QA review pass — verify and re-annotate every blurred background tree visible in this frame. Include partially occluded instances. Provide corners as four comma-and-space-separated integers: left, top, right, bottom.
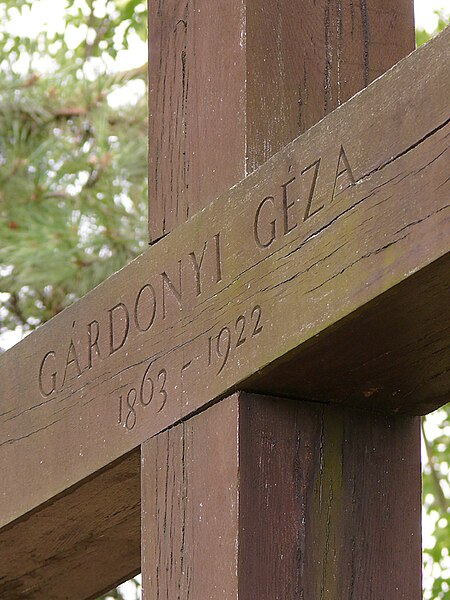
0, 2, 448, 599
0, 1, 146, 597
0, 0, 147, 336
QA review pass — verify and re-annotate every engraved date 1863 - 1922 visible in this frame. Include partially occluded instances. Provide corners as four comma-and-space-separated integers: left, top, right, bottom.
117, 304, 264, 431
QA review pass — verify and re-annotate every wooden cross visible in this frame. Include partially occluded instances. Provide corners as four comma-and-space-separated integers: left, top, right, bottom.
1, 2, 449, 598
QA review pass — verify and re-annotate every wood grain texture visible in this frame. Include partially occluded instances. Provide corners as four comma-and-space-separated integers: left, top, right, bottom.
141, 392, 421, 599
0, 449, 140, 600
141, 400, 240, 600
0, 29, 448, 527
148, 0, 414, 241
246, 251, 450, 411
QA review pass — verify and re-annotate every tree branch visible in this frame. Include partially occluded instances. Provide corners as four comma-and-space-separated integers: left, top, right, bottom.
7, 293, 28, 328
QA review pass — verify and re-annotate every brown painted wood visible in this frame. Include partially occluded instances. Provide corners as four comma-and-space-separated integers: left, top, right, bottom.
0, 449, 140, 600
141, 401, 240, 599
148, 0, 414, 241
0, 28, 448, 528
246, 251, 450, 411
141, 392, 421, 599
144, 5, 421, 600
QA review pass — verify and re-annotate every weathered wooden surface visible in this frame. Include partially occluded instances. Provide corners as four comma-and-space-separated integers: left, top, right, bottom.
0, 449, 140, 600
145, 5, 422, 600
1, 29, 449, 527
148, 0, 414, 241
246, 252, 450, 408
141, 399, 240, 599
142, 392, 421, 599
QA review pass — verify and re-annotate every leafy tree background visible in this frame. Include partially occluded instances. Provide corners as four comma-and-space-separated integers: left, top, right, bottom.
0, 2, 447, 599
0, 0, 147, 336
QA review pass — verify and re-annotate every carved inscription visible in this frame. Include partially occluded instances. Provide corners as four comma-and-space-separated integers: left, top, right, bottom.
118, 360, 170, 430
208, 305, 264, 375
254, 145, 355, 248
116, 304, 266, 431
36, 143, 356, 434
38, 232, 223, 397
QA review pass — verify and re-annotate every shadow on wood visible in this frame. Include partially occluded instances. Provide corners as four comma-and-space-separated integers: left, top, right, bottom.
245, 252, 450, 414
141, 392, 422, 599
0, 449, 141, 600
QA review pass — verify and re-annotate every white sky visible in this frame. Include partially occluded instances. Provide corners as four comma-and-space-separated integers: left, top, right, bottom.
415, 0, 449, 30
2, 0, 148, 70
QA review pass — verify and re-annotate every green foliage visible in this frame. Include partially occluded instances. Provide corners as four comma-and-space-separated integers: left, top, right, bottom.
0, 0, 148, 332
423, 406, 450, 600
415, 9, 449, 47
0, 0, 147, 63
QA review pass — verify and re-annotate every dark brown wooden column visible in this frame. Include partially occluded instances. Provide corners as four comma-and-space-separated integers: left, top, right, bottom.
142, 394, 421, 598
143, 1, 420, 598
148, 0, 414, 241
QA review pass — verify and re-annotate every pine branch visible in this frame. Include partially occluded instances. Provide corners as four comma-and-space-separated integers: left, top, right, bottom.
45, 191, 70, 199
85, 16, 112, 59
52, 107, 87, 118
113, 63, 148, 82
7, 293, 28, 328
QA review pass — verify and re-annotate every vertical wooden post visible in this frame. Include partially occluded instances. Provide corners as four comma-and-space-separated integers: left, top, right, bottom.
148, 0, 414, 241
143, 1, 420, 598
142, 394, 421, 598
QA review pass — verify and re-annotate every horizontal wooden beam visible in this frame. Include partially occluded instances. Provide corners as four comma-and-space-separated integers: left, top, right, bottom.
0, 450, 140, 600
0, 28, 449, 528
